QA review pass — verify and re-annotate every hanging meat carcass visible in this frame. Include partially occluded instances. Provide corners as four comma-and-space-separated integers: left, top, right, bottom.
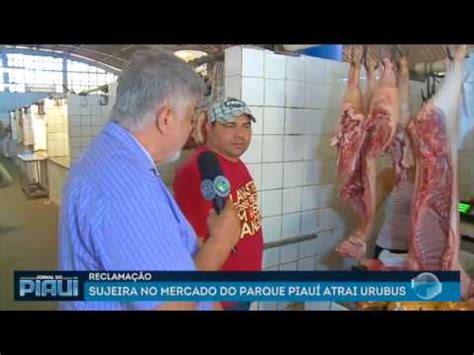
407, 45, 473, 300
331, 56, 370, 259
335, 55, 400, 259
364, 55, 379, 114
331, 60, 366, 178
385, 55, 415, 186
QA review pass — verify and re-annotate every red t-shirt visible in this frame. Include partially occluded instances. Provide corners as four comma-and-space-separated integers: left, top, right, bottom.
173, 145, 263, 307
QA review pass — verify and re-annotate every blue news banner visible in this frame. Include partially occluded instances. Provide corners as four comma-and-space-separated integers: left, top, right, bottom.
14, 271, 461, 303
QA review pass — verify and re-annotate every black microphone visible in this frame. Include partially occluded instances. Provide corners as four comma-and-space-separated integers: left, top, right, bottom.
197, 151, 236, 252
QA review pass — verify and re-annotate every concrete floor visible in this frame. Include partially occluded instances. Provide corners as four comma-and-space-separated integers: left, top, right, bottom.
0, 155, 58, 310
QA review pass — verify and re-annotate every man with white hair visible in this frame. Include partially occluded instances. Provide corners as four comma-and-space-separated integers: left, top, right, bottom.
59, 50, 241, 311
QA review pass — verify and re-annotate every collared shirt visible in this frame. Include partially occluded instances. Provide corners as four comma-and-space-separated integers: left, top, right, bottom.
58, 121, 212, 310
129, 132, 157, 172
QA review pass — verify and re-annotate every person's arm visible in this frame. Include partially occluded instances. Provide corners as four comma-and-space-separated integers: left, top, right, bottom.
195, 237, 204, 248
193, 200, 241, 271
213, 302, 224, 310
155, 302, 197, 310
174, 163, 239, 271
97, 179, 214, 311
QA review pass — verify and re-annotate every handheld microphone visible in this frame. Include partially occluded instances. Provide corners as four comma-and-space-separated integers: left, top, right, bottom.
197, 151, 236, 252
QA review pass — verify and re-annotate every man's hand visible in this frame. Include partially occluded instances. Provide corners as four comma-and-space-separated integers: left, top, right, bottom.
155, 302, 196, 311
213, 302, 223, 311
193, 199, 242, 271
207, 199, 242, 252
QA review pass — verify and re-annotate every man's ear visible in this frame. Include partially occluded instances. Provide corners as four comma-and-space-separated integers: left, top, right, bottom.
155, 105, 173, 135
205, 120, 213, 135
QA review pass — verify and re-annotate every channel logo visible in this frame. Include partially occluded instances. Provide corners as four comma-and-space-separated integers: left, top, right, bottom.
411, 272, 442, 300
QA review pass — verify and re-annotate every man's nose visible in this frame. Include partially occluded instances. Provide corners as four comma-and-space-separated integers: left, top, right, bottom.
234, 127, 246, 139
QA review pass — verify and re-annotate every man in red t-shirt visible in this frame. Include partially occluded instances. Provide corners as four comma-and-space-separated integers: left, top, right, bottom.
173, 97, 263, 311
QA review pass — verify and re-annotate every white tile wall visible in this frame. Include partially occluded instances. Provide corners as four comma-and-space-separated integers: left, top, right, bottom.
265, 79, 286, 107
303, 135, 319, 160
263, 107, 285, 135
305, 302, 331, 311
261, 163, 283, 190
280, 244, 298, 263
264, 265, 279, 272
66, 92, 115, 161
241, 136, 262, 164
224, 46, 406, 275
70, 124, 81, 137
82, 126, 91, 136
330, 302, 349, 311
298, 257, 316, 271
305, 56, 326, 83
286, 56, 306, 81
263, 248, 280, 268
304, 109, 322, 134
285, 81, 306, 108
242, 47, 264, 77
262, 135, 283, 162
320, 135, 338, 159
320, 110, 338, 134
302, 185, 319, 210
250, 302, 259, 311
282, 212, 301, 238
259, 302, 278, 311
283, 162, 304, 187
247, 164, 262, 191
242, 77, 264, 106
323, 60, 341, 84
319, 184, 336, 208
301, 209, 318, 235
333, 209, 346, 229
320, 160, 336, 184
285, 108, 308, 135
264, 51, 286, 79
323, 85, 341, 110
298, 239, 318, 259
71, 147, 80, 158
225, 76, 242, 99
306, 83, 326, 109
45, 99, 70, 158
225, 46, 242, 77
313, 230, 335, 269
262, 215, 282, 243
280, 262, 298, 271
333, 226, 347, 242
248, 106, 263, 135
70, 137, 81, 147
47, 160, 69, 206
282, 187, 302, 214
319, 208, 335, 231
261, 189, 282, 217
277, 301, 291, 310
336, 62, 350, 81
283, 135, 304, 161
304, 160, 321, 185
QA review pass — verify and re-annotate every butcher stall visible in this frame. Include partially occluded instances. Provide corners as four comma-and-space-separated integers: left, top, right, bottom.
329, 45, 474, 310
211, 44, 474, 311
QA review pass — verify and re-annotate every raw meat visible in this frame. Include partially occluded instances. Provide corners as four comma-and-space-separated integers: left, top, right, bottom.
364, 56, 378, 114
407, 45, 473, 300
336, 57, 400, 259
331, 61, 365, 178
363, 58, 400, 158
385, 56, 415, 185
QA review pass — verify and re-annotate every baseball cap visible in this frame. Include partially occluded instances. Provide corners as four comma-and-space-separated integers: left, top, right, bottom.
208, 97, 256, 124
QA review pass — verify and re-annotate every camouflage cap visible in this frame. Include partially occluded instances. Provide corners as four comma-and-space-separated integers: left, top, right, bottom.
208, 97, 256, 124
